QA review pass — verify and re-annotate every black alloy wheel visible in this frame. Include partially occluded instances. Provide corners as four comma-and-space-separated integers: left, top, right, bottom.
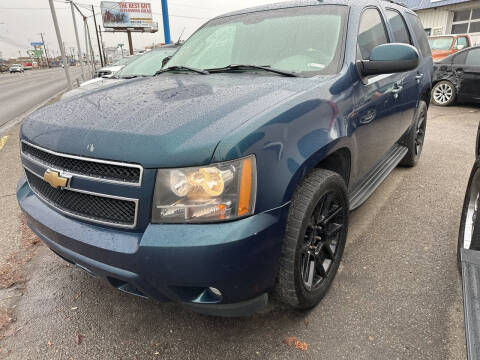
275, 169, 348, 309
300, 191, 345, 291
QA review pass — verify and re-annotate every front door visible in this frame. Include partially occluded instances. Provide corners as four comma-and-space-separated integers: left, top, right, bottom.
460, 48, 480, 101
352, 7, 406, 179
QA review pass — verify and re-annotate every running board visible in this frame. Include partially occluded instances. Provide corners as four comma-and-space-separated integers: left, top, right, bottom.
348, 144, 408, 210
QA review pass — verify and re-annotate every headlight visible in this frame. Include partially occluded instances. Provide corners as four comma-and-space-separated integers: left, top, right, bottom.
152, 155, 257, 223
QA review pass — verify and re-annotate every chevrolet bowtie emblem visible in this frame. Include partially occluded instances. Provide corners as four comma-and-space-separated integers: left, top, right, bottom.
43, 169, 70, 189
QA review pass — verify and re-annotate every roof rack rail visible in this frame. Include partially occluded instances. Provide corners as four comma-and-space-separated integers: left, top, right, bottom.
380, 0, 408, 8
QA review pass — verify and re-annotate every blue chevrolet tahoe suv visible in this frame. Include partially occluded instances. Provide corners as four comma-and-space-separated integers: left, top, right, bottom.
17, 0, 432, 316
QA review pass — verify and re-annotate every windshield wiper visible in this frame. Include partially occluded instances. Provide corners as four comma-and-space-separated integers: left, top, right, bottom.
155, 66, 209, 75
206, 64, 299, 77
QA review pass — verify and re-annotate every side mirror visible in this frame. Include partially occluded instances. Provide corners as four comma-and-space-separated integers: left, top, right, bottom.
357, 43, 419, 77
161, 56, 172, 68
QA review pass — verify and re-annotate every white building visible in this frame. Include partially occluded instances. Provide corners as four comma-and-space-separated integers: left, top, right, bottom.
403, 0, 480, 45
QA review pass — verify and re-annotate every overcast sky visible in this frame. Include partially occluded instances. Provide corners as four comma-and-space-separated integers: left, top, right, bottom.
0, 0, 281, 59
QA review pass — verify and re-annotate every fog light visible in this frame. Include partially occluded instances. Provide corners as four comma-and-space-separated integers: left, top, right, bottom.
208, 287, 222, 298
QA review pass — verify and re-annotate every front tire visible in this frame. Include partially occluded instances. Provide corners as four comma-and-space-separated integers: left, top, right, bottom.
275, 169, 348, 309
432, 80, 456, 106
458, 161, 480, 272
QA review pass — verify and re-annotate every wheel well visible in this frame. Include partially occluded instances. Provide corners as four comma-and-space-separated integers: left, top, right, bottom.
315, 148, 351, 186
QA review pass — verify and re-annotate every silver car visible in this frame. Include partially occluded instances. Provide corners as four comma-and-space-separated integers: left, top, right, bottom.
9, 64, 24, 73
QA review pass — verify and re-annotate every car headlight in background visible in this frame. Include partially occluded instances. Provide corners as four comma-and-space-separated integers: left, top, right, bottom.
152, 155, 257, 223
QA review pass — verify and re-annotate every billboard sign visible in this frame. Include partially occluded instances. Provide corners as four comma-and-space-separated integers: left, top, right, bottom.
101, 2, 153, 28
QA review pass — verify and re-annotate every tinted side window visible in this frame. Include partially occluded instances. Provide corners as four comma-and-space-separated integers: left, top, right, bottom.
385, 9, 411, 44
358, 8, 389, 60
466, 48, 480, 66
454, 37, 468, 50
405, 13, 431, 57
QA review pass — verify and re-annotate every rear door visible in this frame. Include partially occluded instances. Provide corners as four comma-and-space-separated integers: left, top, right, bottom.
405, 12, 434, 108
385, 8, 417, 135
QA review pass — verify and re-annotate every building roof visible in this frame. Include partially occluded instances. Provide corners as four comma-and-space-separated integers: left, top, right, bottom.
401, 0, 472, 10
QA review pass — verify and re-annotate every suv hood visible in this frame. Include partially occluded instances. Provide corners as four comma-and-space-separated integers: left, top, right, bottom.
21, 74, 318, 168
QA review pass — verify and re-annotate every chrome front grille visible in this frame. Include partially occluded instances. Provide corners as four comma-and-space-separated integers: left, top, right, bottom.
21, 141, 143, 186
20, 141, 143, 229
25, 169, 137, 227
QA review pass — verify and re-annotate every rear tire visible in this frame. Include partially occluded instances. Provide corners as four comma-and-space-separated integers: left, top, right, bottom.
432, 80, 456, 106
400, 100, 427, 167
458, 161, 480, 273
275, 169, 348, 309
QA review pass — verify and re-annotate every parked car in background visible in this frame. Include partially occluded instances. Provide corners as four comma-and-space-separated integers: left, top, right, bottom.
17, 0, 432, 316
79, 44, 180, 89
9, 64, 24, 73
94, 55, 140, 78
69, 45, 181, 100
429, 34, 472, 62
458, 122, 480, 360
431, 46, 480, 106
0, 64, 9, 73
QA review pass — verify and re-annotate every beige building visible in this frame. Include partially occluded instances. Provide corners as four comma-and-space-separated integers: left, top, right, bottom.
403, 0, 480, 45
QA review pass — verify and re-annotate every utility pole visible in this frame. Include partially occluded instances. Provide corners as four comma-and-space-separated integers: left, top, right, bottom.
127, 30, 133, 55
39, 32, 50, 68
98, 25, 107, 65
84, 18, 93, 76
86, 22, 95, 70
70, 0, 85, 80
92, 5, 104, 67
161, 0, 171, 44
48, 0, 72, 90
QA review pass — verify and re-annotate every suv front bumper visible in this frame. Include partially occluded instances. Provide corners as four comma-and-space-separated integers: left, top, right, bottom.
17, 177, 288, 316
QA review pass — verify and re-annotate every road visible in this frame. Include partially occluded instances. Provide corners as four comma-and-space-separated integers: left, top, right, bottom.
0, 102, 478, 359
0, 68, 83, 128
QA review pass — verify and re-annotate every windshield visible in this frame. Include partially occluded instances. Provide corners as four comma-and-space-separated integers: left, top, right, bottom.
166, 5, 347, 76
11, 64, 21, 67
428, 37, 454, 50
116, 47, 178, 77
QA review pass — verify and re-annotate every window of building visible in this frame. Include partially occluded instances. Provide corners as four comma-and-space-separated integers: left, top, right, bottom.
451, 8, 480, 34
357, 8, 389, 60
385, 9, 412, 44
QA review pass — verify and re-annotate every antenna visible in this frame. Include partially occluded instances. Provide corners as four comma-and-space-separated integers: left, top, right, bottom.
176, 27, 186, 45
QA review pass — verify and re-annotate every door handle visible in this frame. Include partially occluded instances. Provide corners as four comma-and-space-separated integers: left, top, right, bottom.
415, 73, 424, 83
391, 84, 403, 99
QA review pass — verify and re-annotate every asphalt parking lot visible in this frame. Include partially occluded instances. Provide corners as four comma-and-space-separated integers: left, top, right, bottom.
0, 104, 478, 359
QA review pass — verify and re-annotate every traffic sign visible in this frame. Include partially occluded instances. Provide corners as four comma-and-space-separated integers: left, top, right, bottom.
30, 42, 44, 47
27, 49, 43, 57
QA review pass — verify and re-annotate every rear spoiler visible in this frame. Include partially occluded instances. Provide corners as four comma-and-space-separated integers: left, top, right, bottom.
461, 248, 480, 359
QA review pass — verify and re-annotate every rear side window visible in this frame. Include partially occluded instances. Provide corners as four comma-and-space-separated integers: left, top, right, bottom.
466, 48, 480, 66
454, 37, 468, 50
405, 13, 431, 57
358, 8, 389, 60
385, 9, 411, 44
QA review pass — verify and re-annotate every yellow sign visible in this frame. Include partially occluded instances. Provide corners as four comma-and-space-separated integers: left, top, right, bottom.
0, 136, 8, 151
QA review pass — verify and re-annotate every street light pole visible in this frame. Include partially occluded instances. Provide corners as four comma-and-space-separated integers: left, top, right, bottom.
48, 0, 72, 90
160, 0, 171, 44
70, 0, 85, 80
